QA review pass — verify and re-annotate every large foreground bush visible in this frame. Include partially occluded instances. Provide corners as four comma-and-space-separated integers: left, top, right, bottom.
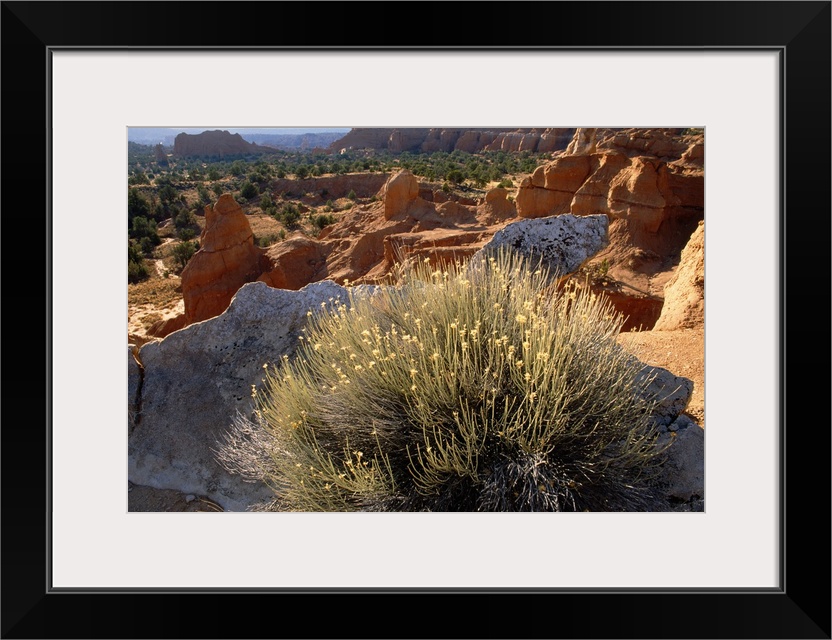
218, 249, 670, 511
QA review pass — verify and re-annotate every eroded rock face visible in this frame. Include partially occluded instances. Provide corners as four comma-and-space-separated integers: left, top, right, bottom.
517, 149, 701, 229
381, 170, 421, 220
258, 234, 329, 290
181, 194, 266, 324
476, 187, 517, 224
270, 173, 389, 200
329, 128, 575, 154
565, 127, 597, 155
517, 155, 593, 218
653, 220, 704, 331
596, 128, 689, 160
514, 129, 704, 329
173, 130, 270, 158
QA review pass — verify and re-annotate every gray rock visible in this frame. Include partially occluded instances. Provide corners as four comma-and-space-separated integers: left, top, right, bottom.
128, 346, 142, 432
657, 414, 705, 502
635, 365, 694, 430
129, 280, 367, 512
475, 214, 609, 276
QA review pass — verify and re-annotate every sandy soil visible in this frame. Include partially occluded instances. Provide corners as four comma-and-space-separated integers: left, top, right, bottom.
617, 326, 704, 427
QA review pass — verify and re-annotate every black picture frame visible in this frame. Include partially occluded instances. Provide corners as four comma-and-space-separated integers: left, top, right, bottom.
3, 1, 829, 638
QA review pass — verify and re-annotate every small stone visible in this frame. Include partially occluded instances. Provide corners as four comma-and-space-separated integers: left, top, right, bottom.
185, 494, 196, 503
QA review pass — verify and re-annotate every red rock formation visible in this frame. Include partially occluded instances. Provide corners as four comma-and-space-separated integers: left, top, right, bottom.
181, 194, 266, 323
381, 170, 421, 220
653, 221, 705, 331
329, 128, 575, 154
258, 234, 329, 290
516, 155, 594, 218
517, 130, 703, 241
477, 187, 517, 224
173, 130, 273, 158
565, 128, 598, 155
270, 173, 389, 200
596, 128, 688, 160
154, 143, 169, 165
512, 128, 704, 329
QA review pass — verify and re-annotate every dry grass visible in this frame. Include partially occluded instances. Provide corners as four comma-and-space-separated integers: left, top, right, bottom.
128, 276, 181, 308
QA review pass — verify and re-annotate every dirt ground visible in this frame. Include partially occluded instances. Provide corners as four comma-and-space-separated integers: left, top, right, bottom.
617, 326, 705, 427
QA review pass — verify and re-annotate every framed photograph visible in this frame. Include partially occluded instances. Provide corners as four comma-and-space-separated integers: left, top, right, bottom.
4, 1, 829, 637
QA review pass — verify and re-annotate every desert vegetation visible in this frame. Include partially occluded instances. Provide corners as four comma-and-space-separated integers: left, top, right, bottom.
217, 249, 671, 512
126, 144, 543, 287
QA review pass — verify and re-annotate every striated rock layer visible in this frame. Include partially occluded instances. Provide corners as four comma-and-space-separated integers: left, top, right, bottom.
329, 128, 576, 154
180, 194, 268, 324
515, 127, 704, 330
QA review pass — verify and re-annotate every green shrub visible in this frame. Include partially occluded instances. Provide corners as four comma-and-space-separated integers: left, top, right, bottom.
347, 189, 357, 201
129, 216, 161, 246
173, 208, 199, 240
256, 233, 281, 248
172, 240, 197, 271
218, 249, 670, 512
128, 240, 150, 283
312, 213, 336, 230
240, 181, 259, 200
277, 203, 301, 227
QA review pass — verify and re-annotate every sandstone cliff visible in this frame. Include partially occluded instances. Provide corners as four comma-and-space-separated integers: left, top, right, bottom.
329, 128, 576, 154
173, 130, 274, 158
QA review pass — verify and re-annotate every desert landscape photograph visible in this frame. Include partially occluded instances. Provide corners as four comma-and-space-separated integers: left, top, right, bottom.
126, 126, 705, 513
